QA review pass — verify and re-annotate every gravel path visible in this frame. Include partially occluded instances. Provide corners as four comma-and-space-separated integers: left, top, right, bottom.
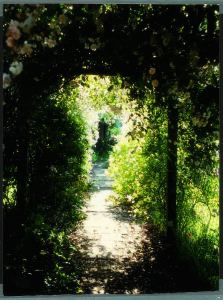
69, 161, 151, 294
69, 161, 208, 294
82, 162, 145, 259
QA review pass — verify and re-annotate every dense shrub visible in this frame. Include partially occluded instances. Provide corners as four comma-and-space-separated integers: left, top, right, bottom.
4, 84, 90, 294
108, 88, 219, 288
108, 105, 167, 230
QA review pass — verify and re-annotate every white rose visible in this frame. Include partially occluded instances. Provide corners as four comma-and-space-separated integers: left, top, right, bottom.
3, 73, 11, 89
9, 61, 23, 76
9, 20, 20, 28
20, 15, 34, 33
44, 37, 57, 48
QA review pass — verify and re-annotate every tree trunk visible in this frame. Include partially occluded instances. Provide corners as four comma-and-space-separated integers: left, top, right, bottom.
16, 133, 28, 213
167, 96, 178, 243
15, 91, 31, 218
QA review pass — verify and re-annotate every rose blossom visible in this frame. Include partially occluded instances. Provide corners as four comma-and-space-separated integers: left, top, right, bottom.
149, 67, 156, 75
59, 14, 68, 25
6, 24, 21, 40
6, 36, 15, 48
20, 15, 34, 33
3, 73, 11, 89
20, 43, 33, 56
9, 61, 23, 76
152, 79, 159, 88
44, 37, 57, 48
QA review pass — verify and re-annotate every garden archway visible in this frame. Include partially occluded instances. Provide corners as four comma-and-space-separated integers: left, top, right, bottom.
3, 4, 220, 295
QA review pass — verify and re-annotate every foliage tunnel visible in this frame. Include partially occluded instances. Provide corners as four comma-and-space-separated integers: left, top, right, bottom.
2, 4, 219, 295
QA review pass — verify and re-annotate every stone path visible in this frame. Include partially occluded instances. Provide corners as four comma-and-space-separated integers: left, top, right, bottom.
69, 160, 152, 294
69, 160, 210, 294
82, 161, 145, 258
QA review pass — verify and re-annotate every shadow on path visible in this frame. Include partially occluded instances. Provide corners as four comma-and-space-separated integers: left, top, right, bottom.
70, 224, 210, 294
69, 160, 211, 294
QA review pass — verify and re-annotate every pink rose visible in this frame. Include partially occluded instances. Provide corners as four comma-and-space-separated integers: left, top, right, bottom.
6, 36, 15, 48
152, 79, 159, 88
7, 24, 21, 40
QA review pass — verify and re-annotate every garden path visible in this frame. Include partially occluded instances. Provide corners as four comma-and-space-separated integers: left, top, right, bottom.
69, 160, 154, 294
81, 161, 146, 259
69, 161, 207, 294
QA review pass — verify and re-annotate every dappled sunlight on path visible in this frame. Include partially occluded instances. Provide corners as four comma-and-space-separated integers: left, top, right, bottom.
82, 188, 144, 258
77, 161, 148, 259
69, 161, 153, 294
69, 160, 208, 294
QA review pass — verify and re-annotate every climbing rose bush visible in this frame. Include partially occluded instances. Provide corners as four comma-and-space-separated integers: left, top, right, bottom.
3, 5, 71, 88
